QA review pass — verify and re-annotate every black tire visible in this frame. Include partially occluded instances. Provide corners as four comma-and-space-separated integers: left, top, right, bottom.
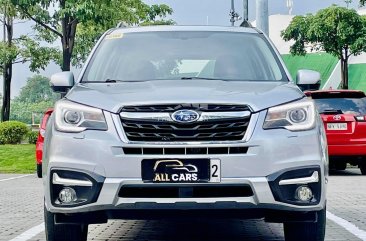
44, 204, 88, 241
360, 164, 366, 175
37, 164, 42, 178
284, 208, 326, 241
335, 162, 347, 171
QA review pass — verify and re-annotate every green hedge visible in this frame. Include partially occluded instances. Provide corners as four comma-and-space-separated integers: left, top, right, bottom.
28, 131, 39, 144
0, 121, 29, 145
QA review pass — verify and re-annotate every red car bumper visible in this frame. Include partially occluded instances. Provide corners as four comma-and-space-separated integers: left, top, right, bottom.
328, 144, 366, 156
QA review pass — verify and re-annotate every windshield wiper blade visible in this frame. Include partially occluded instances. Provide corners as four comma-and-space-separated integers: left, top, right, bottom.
105, 79, 124, 83
83, 79, 144, 83
320, 109, 343, 114
181, 77, 226, 80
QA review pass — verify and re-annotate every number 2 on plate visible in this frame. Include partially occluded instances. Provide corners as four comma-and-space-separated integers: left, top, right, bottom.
210, 159, 221, 183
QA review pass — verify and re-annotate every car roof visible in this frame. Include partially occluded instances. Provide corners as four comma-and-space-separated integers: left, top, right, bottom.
305, 90, 366, 99
45, 108, 54, 114
109, 25, 260, 35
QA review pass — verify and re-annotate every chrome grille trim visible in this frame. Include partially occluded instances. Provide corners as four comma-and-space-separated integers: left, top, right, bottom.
119, 104, 253, 142
119, 111, 251, 122
121, 104, 251, 113
112, 110, 259, 144
120, 117, 250, 142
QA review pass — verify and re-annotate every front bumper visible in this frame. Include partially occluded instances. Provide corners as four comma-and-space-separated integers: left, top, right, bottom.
43, 111, 328, 220
46, 167, 325, 215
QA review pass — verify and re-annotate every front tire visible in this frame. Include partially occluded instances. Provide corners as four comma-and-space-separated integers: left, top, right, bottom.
37, 164, 42, 178
360, 164, 366, 175
44, 204, 88, 241
284, 208, 326, 241
334, 162, 347, 171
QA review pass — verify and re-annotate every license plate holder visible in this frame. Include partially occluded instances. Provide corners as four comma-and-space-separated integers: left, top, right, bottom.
142, 159, 221, 183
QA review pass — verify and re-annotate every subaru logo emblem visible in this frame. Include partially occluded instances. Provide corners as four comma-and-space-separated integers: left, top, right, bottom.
333, 115, 342, 121
172, 110, 200, 123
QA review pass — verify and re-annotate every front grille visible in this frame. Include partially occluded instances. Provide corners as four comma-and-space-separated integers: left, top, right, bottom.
121, 118, 250, 142
122, 104, 250, 113
120, 104, 251, 142
123, 147, 248, 155
119, 185, 254, 198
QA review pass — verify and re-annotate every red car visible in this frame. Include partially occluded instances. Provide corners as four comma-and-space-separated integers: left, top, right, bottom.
306, 90, 366, 175
36, 108, 53, 178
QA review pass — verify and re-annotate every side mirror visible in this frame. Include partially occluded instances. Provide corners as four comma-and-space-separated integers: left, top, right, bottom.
296, 69, 321, 91
50, 72, 75, 93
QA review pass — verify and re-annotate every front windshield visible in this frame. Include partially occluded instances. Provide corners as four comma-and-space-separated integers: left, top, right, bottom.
82, 31, 286, 82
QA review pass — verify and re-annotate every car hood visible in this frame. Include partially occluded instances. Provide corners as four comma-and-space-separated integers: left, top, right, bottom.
65, 80, 305, 113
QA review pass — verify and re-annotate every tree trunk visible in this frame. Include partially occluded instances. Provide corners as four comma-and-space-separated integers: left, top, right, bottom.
343, 57, 349, 90
1, 64, 11, 122
1, 13, 13, 122
60, 0, 78, 72
61, 19, 77, 71
62, 46, 71, 71
340, 58, 349, 90
340, 58, 345, 89
340, 48, 350, 90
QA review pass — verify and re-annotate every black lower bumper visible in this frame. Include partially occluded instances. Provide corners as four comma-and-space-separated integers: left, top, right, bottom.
54, 208, 319, 225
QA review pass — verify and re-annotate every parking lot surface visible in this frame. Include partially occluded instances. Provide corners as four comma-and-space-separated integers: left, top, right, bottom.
0, 169, 365, 241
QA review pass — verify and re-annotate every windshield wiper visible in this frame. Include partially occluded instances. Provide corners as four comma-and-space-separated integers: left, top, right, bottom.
181, 77, 228, 81
81, 80, 122, 83
83, 79, 145, 83
320, 109, 343, 115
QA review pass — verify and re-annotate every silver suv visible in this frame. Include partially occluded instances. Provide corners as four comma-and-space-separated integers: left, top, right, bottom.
44, 26, 328, 241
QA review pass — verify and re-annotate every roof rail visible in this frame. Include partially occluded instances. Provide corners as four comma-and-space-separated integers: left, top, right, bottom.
240, 20, 253, 28
116, 22, 129, 28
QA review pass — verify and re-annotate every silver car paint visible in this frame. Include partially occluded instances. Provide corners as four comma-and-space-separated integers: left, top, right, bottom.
43, 25, 327, 215
65, 81, 304, 114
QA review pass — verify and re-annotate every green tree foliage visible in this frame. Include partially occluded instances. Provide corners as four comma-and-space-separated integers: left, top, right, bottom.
10, 100, 54, 124
10, 75, 57, 124
12, 0, 174, 70
0, 0, 58, 122
15, 75, 59, 103
281, 5, 366, 89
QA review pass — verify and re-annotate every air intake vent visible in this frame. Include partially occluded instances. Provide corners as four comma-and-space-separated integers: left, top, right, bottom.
119, 185, 254, 198
122, 147, 248, 155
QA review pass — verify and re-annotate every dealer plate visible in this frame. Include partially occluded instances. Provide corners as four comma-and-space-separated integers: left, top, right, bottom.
141, 159, 221, 183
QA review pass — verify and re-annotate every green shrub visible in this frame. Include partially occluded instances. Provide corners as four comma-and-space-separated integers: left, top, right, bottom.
28, 131, 39, 144
0, 121, 29, 144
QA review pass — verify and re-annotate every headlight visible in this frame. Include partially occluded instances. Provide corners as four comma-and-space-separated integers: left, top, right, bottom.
263, 99, 316, 131
55, 100, 108, 132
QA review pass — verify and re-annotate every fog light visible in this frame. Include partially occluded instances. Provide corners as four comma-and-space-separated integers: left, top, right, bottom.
295, 186, 313, 201
59, 188, 77, 204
